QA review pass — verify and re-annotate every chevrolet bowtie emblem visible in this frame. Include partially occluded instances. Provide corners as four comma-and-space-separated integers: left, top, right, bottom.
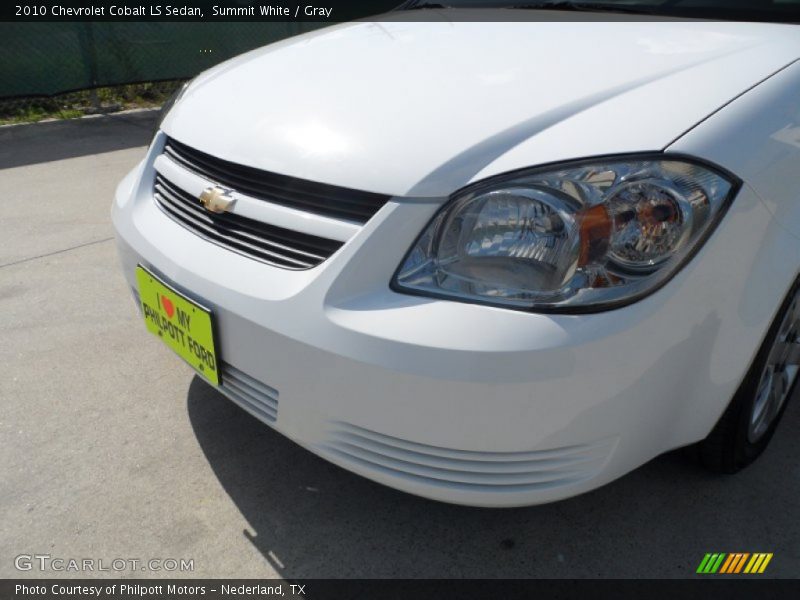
198, 186, 235, 214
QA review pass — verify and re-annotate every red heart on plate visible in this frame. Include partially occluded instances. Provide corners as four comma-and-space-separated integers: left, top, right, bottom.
161, 295, 175, 319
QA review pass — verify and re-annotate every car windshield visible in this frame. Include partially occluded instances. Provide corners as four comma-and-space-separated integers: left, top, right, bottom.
400, 0, 800, 22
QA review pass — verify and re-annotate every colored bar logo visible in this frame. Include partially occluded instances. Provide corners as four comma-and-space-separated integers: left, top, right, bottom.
697, 553, 773, 574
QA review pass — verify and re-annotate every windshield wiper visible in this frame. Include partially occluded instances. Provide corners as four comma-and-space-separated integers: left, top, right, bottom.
509, 1, 659, 16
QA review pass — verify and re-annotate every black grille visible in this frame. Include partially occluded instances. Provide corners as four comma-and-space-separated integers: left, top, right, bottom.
163, 136, 390, 223
153, 175, 343, 270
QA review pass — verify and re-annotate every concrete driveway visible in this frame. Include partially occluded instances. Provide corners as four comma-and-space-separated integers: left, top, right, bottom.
1, 113, 798, 579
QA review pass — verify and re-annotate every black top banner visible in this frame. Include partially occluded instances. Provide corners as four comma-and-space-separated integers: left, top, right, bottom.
3, 1, 400, 22
4, 1, 800, 23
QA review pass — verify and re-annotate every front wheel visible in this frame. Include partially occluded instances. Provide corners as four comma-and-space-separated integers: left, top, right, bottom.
700, 278, 800, 473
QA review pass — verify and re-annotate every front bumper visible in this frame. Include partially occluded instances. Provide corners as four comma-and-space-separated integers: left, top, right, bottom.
112, 145, 795, 507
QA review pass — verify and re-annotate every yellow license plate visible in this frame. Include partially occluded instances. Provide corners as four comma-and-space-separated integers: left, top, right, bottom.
135, 265, 220, 386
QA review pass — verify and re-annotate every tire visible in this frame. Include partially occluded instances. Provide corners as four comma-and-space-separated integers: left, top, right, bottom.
699, 277, 800, 473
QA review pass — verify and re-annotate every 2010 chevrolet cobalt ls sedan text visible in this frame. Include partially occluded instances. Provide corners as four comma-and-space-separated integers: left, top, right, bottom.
112, 2, 800, 507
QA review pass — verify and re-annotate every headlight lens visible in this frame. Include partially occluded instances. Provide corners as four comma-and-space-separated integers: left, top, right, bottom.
393, 156, 737, 312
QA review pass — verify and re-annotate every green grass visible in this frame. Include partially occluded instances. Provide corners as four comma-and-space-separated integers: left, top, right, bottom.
2, 105, 84, 124
0, 80, 185, 125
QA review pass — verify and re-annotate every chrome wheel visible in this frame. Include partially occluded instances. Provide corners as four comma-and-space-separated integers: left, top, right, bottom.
748, 294, 800, 443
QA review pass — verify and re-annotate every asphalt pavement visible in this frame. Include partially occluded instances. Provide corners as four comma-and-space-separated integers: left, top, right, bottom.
1, 112, 798, 579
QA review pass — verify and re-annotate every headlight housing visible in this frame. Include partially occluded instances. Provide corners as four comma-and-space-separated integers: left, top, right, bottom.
392, 155, 739, 312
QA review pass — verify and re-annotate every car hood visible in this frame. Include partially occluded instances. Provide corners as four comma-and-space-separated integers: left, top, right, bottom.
164, 14, 800, 198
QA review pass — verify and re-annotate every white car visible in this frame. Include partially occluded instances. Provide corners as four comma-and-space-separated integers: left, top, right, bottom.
112, 2, 800, 507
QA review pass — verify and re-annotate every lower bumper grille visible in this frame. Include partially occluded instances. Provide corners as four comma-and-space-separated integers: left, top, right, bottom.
153, 174, 343, 269
320, 422, 615, 492
219, 363, 279, 424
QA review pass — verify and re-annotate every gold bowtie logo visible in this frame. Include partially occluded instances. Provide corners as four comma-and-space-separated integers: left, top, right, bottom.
198, 186, 235, 214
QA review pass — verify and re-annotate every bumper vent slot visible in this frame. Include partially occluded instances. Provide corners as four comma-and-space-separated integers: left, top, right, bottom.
219, 363, 279, 424
163, 136, 391, 223
153, 174, 342, 269
320, 422, 616, 492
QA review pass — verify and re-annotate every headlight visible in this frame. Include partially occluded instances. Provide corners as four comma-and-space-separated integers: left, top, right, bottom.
392, 155, 738, 312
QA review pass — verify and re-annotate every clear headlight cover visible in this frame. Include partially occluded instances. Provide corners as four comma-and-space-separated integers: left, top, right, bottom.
392, 156, 738, 312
